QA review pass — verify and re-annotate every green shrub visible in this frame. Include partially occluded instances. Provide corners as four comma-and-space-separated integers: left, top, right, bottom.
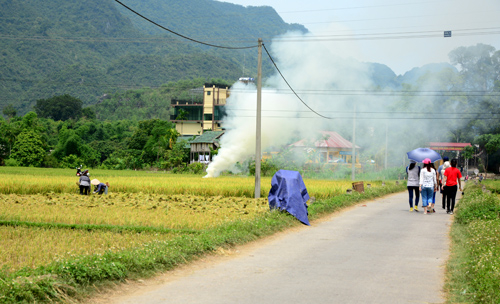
454, 186, 500, 225
4, 158, 19, 167
59, 155, 83, 169
187, 162, 204, 174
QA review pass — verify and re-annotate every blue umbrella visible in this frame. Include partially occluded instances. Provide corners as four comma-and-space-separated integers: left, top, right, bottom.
407, 148, 442, 163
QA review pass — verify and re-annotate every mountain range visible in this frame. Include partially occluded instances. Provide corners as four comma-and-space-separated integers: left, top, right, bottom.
0, 0, 454, 117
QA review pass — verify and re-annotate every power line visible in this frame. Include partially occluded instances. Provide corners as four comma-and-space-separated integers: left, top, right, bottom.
262, 44, 335, 120
228, 89, 500, 97
227, 109, 500, 115
113, 0, 258, 49
261, 39, 498, 120
2, 78, 499, 97
228, 115, 500, 120
2, 25, 499, 43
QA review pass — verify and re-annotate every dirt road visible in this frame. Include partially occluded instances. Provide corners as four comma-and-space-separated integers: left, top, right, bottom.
98, 191, 453, 304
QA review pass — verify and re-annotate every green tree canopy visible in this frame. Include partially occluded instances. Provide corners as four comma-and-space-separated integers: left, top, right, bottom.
34, 94, 83, 121
11, 130, 46, 167
2, 104, 17, 118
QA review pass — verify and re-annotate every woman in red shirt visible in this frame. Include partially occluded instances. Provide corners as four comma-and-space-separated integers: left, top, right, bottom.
443, 159, 462, 215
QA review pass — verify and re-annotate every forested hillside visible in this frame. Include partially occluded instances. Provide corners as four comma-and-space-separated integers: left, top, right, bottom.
0, 0, 306, 115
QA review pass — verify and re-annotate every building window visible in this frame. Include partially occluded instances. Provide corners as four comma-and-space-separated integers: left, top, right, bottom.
207, 91, 211, 95
204, 114, 213, 121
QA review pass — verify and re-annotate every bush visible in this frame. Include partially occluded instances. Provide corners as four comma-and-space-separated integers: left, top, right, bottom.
42, 154, 59, 168
4, 158, 19, 167
454, 185, 500, 225
59, 155, 83, 169
187, 162, 204, 174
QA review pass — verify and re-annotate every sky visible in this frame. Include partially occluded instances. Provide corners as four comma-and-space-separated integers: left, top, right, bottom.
218, 0, 500, 75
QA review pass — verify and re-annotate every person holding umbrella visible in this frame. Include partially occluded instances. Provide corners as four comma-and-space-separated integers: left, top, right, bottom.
419, 158, 437, 215
406, 160, 420, 212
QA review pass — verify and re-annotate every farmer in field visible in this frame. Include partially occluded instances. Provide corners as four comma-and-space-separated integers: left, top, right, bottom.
91, 179, 109, 195
78, 170, 91, 195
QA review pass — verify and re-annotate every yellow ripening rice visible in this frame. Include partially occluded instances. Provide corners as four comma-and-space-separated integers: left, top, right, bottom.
0, 193, 269, 230
0, 167, 364, 199
0, 225, 175, 272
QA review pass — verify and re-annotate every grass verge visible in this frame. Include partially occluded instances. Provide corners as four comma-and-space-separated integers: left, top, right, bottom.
0, 183, 404, 303
445, 182, 500, 304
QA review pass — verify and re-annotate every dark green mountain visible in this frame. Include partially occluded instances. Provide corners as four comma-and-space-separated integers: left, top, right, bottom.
0, 0, 307, 115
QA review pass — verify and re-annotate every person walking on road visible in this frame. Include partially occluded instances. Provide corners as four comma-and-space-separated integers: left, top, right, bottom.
429, 163, 437, 213
406, 160, 420, 212
443, 159, 462, 215
438, 157, 450, 210
419, 158, 437, 215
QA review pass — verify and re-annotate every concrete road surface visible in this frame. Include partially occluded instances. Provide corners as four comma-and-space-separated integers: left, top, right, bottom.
111, 191, 454, 304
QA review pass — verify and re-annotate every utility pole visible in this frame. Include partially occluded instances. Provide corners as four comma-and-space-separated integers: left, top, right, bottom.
351, 103, 356, 181
254, 38, 263, 198
385, 121, 388, 170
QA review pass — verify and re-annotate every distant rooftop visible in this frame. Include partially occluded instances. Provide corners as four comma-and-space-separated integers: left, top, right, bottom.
190, 131, 224, 144
291, 131, 360, 149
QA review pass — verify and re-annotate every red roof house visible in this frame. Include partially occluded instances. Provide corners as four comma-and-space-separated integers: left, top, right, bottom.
290, 131, 360, 163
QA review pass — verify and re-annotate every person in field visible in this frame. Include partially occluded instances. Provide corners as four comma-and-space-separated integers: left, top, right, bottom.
419, 158, 437, 215
78, 170, 91, 195
406, 160, 420, 212
91, 179, 109, 195
443, 159, 462, 215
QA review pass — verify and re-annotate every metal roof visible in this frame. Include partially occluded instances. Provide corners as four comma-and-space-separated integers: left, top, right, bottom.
190, 131, 224, 144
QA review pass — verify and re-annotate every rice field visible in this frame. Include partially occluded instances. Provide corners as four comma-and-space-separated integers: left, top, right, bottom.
0, 167, 405, 303
0, 167, 358, 199
0, 193, 269, 230
0, 167, 382, 275
0, 225, 176, 272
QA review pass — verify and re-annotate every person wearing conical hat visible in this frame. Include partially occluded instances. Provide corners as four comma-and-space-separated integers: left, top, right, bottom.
91, 179, 109, 195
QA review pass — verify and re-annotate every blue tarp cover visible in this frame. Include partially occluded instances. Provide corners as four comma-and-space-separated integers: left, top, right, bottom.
268, 170, 310, 225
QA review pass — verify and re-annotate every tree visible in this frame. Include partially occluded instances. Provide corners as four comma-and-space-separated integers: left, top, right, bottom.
0, 121, 17, 157
176, 109, 188, 135
449, 44, 499, 92
34, 94, 83, 121
81, 107, 96, 120
476, 134, 500, 171
11, 130, 46, 167
2, 104, 17, 119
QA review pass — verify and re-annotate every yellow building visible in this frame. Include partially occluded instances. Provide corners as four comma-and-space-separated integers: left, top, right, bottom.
171, 84, 229, 136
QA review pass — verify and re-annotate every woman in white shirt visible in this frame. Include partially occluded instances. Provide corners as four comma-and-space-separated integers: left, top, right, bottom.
419, 158, 437, 214
406, 160, 420, 212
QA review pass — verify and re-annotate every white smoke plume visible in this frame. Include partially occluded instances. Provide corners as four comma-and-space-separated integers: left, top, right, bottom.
205, 31, 374, 177
205, 25, 492, 177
